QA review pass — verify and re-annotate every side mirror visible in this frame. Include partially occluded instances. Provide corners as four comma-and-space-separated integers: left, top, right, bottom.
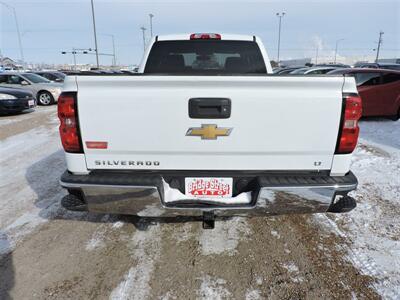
21, 80, 29, 85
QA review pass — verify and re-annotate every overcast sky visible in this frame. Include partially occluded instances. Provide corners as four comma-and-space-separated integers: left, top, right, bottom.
1, 0, 399, 66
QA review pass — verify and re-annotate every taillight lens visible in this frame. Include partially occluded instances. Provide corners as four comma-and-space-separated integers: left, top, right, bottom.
58, 92, 82, 153
336, 94, 362, 154
190, 33, 221, 40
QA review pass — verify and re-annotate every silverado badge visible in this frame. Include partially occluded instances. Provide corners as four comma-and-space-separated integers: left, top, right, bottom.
186, 124, 232, 140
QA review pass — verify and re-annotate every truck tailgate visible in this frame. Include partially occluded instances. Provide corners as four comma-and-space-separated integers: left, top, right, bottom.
75, 76, 344, 171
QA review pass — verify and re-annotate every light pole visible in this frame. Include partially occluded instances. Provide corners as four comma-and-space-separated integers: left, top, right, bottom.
375, 31, 384, 63
149, 14, 154, 38
90, 0, 100, 68
0, 1, 24, 66
334, 38, 344, 63
276, 12, 285, 66
140, 26, 147, 53
101, 34, 116, 66
315, 46, 319, 65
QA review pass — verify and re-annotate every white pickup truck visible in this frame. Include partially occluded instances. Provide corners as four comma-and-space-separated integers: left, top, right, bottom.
58, 33, 362, 228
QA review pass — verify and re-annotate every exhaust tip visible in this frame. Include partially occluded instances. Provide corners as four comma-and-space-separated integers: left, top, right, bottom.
328, 195, 356, 213
61, 194, 87, 211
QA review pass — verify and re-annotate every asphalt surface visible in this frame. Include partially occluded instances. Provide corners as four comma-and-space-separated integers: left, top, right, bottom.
0, 106, 382, 299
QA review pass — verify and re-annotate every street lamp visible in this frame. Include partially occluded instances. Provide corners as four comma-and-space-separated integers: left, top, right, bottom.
90, 0, 100, 68
334, 39, 344, 64
276, 12, 285, 66
0, 1, 24, 66
101, 33, 116, 66
149, 14, 154, 38
375, 31, 384, 63
140, 26, 147, 53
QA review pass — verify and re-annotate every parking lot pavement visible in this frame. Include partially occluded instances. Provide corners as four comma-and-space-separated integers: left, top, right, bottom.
1, 107, 399, 299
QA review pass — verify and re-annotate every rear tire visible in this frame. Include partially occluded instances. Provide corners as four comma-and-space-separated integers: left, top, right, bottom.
37, 91, 54, 106
391, 108, 400, 121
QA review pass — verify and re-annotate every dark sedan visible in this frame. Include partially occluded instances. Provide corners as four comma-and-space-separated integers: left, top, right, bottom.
29, 71, 66, 83
0, 87, 36, 115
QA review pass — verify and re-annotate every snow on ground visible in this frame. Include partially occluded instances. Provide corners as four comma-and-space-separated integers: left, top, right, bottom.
199, 217, 250, 256
109, 224, 162, 300
0, 116, 62, 255
198, 275, 231, 300
245, 289, 262, 300
315, 119, 400, 299
0, 106, 55, 127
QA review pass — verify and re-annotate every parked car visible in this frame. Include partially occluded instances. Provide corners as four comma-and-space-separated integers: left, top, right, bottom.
328, 68, 400, 120
273, 67, 304, 75
354, 62, 400, 71
0, 72, 62, 105
58, 33, 360, 228
30, 71, 66, 83
315, 63, 351, 68
0, 87, 36, 115
290, 67, 340, 75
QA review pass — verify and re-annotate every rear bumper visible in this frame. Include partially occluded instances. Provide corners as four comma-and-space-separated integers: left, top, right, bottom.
60, 170, 358, 217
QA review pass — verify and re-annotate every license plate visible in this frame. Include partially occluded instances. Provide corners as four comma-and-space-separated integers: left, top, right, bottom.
185, 177, 233, 199
28, 100, 35, 106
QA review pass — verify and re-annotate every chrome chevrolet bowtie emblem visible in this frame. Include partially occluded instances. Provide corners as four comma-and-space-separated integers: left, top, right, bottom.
186, 124, 232, 140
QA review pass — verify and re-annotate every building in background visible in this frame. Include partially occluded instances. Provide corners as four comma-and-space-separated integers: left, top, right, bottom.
378, 58, 400, 64
280, 58, 312, 67
0, 56, 23, 71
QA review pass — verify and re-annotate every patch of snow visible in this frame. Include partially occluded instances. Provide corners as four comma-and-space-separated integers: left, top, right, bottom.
173, 222, 193, 243
245, 289, 261, 300
198, 275, 231, 300
137, 203, 164, 217
110, 225, 162, 300
199, 218, 250, 256
314, 120, 400, 298
282, 262, 303, 283
112, 221, 124, 229
282, 262, 299, 273
255, 276, 263, 286
0, 119, 66, 254
159, 291, 176, 300
271, 230, 280, 239
85, 228, 106, 251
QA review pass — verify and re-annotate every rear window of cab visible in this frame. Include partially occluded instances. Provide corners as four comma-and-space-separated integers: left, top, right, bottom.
144, 40, 266, 75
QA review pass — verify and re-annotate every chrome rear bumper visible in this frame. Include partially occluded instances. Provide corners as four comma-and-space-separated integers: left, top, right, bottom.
60, 171, 358, 217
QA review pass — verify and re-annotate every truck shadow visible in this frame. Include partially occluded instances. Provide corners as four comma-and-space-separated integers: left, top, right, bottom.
0, 233, 14, 300
25, 150, 203, 230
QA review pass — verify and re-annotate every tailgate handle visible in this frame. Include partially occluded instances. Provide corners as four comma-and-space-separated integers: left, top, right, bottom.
189, 98, 231, 119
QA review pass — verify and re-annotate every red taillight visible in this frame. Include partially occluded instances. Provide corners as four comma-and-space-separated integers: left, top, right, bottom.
190, 33, 221, 40
336, 94, 362, 154
58, 92, 82, 153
